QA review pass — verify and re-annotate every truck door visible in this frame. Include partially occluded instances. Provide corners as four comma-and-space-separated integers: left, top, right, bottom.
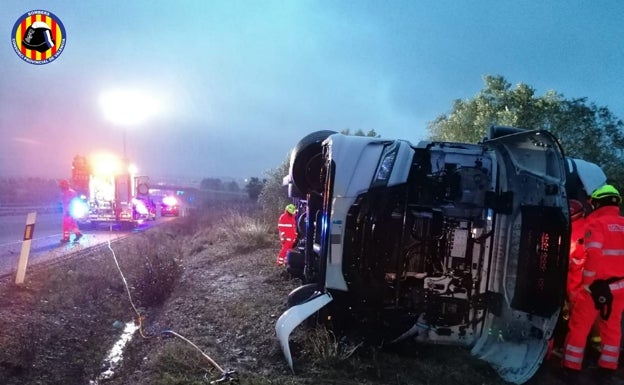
115, 174, 132, 219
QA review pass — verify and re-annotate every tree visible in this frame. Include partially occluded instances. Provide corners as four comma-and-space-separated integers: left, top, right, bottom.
200, 178, 223, 191
258, 158, 291, 219
427, 75, 624, 189
341, 128, 380, 137
225, 180, 240, 192
244, 177, 265, 201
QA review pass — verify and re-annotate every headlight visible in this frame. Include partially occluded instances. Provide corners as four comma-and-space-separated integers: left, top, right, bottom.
162, 196, 177, 206
372, 143, 399, 187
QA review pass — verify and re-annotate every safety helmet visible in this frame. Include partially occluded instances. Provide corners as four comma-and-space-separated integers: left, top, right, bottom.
22, 21, 55, 53
59, 179, 70, 190
590, 184, 621, 208
568, 199, 584, 221
285, 204, 296, 215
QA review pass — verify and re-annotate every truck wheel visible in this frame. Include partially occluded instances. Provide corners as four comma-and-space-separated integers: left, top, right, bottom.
290, 130, 336, 194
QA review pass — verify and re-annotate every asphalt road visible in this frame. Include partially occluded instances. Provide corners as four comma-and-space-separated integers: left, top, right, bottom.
0, 212, 168, 279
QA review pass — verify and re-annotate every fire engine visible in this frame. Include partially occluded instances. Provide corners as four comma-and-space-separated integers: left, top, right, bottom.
71, 154, 155, 229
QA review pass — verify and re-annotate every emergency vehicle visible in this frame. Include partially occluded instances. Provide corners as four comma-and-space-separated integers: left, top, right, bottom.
277, 127, 606, 384
71, 154, 155, 229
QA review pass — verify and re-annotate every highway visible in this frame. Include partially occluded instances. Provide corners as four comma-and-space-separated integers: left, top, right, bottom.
0, 212, 165, 279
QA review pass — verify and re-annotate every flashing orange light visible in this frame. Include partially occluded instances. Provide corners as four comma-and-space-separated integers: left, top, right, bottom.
90, 153, 123, 176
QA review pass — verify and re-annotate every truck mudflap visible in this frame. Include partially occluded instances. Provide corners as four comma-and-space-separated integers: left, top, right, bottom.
275, 292, 333, 371
471, 313, 553, 384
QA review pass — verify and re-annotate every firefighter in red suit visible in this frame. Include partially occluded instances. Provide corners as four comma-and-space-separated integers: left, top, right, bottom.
276, 204, 297, 266
567, 199, 587, 306
562, 185, 624, 380
59, 179, 83, 243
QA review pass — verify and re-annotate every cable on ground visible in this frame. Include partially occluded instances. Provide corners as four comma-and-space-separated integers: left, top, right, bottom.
106, 236, 237, 383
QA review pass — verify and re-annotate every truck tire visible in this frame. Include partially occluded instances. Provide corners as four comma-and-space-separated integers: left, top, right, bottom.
290, 130, 336, 194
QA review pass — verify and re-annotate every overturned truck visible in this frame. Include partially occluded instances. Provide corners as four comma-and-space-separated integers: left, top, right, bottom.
276, 127, 606, 384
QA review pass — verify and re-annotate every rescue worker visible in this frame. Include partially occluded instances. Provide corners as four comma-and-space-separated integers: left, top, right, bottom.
562, 184, 624, 381
563, 199, 601, 353
59, 179, 83, 243
567, 199, 587, 306
276, 204, 297, 266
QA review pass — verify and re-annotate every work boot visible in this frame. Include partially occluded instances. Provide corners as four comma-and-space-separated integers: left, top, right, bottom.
60, 238, 70, 243
74, 233, 83, 242
592, 367, 617, 385
557, 367, 581, 385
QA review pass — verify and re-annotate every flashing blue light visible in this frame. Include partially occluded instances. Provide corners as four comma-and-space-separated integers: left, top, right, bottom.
69, 198, 89, 219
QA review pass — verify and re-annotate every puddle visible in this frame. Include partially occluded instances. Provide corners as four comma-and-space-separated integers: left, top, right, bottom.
89, 321, 139, 384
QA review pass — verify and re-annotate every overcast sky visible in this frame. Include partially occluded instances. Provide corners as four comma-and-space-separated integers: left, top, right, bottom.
1, 1, 623, 183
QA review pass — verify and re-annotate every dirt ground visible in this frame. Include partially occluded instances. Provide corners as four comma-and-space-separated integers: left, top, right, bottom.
0, 214, 622, 385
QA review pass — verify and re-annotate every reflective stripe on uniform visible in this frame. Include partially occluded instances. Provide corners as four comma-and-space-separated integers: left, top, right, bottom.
599, 354, 618, 363
563, 343, 585, 370
278, 223, 294, 228
583, 270, 596, 277
603, 344, 620, 353
565, 344, 585, 354
564, 354, 583, 363
585, 241, 603, 249
602, 249, 624, 256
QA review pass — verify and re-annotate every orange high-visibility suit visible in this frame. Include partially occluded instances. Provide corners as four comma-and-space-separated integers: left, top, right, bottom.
60, 181, 82, 242
567, 204, 587, 305
276, 210, 297, 266
563, 205, 624, 370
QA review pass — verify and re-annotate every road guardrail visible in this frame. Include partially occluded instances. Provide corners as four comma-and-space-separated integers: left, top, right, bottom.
0, 205, 59, 216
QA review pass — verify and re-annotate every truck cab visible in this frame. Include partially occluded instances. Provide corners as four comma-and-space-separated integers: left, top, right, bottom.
276, 127, 606, 384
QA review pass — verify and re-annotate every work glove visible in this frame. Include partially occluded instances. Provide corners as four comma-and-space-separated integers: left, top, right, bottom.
589, 279, 613, 320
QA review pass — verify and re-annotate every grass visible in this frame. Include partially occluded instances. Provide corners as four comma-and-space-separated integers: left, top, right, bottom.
210, 210, 274, 253
0, 202, 555, 385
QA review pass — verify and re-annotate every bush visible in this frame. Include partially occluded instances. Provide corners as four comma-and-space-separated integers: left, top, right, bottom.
211, 211, 273, 253
257, 158, 291, 221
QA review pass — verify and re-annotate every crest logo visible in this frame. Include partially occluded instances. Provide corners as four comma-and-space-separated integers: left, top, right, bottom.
11, 10, 66, 65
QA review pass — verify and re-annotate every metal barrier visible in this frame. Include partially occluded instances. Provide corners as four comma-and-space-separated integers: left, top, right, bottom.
0, 205, 59, 216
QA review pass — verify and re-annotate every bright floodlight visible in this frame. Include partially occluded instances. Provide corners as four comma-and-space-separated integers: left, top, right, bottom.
99, 89, 160, 126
